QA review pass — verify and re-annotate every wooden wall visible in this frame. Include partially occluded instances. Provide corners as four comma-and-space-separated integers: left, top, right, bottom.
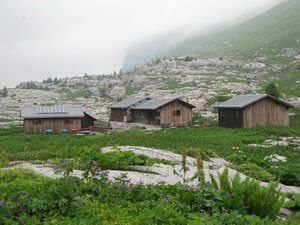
242, 98, 289, 128
24, 118, 81, 134
132, 110, 151, 124
218, 109, 243, 128
159, 101, 193, 125
81, 114, 97, 128
110, 108, 128, 122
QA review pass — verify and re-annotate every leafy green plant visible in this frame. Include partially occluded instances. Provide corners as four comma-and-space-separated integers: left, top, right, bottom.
196, 154, 205, 182
181, 149, 188, 185
265, 82, 280, 98
237, 163, 275, 182
210, 168, 285, 219
285, 194, 300, 219
53, 158, 76, 178
79, 149, 173, 171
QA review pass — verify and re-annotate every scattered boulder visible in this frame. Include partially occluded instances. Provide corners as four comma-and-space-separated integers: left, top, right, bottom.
265, 154, 287, 163
206, 162, 222, 170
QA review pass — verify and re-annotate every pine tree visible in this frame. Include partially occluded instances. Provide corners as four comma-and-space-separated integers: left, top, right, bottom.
1, 86, 8, 97
265, 82, 280, 98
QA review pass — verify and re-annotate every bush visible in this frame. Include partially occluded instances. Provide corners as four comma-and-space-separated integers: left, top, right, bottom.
285, 194, 300, 219
265, 82, 280, 98
238, 163, 275, 182
186, 147, 218, 160
210, 168, 285, 219
279, 169, 300, 186
226, 153, 248, 165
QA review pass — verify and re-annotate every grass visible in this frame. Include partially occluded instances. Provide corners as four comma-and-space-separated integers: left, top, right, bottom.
64, 90, 93, 101
164, 0, 300, 62
125, 86, 142, 96
163, 80, 195, 90
0, 114, 300, 223
0, 111, 299, 185
273, 72, 300, 97
0, 169, 293, 224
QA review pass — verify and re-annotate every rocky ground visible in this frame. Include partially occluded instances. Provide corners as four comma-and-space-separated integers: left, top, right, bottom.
4, 146, 300, 194
0, 56, 299, 127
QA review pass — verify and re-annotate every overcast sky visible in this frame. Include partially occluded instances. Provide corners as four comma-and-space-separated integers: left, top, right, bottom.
0, 0, 280, 88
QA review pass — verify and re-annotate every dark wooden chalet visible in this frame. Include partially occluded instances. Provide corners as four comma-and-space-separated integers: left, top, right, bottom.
131, 98, 195, 126
81, 112, 97, 129
110, 97, 150, 122
215, 94, 293, 128
21, 105, 87, 134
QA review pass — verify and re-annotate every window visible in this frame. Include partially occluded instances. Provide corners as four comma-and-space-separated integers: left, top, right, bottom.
155, 111, 160, 117
173, 110, 181, 116
65, 119, 73, 124
236, 110, 240, 118
33, 120, 43, 125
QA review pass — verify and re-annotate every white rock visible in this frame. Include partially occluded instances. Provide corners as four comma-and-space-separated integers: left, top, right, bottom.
265, 154, 287, 163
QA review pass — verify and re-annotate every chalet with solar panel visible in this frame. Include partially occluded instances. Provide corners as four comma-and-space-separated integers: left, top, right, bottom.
215, 94, 293, 128
110, 97, 150, 122
20, 105, 95, 134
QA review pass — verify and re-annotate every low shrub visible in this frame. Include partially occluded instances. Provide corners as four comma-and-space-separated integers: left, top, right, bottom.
278, 165, 300, 186
210, 168, 285, 219
79, 149, 173, 171
226, 153, 248, 165
285, 194, 300, 219
238, 163, 275, 182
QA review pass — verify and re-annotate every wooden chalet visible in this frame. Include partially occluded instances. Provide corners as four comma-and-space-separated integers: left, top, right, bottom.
110, 97, 150, 122
131, 98, 195, 126
81, 112, 97, 129
20, 105, 96, 134
215, 94, 293, 128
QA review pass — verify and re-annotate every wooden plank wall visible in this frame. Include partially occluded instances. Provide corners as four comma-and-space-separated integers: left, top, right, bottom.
24, 118, 81, 134
243, 98, 289, 128
160, 101, 192, 125
110, 109, 127, 122
132, 110, 150, 124
218, 109, 243, 128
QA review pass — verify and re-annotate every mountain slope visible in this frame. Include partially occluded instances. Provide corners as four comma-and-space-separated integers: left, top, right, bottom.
123, 0, 300, 71
165, 0, 300, 60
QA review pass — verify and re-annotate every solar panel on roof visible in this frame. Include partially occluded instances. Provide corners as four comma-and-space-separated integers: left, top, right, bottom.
36, 106, 68, 114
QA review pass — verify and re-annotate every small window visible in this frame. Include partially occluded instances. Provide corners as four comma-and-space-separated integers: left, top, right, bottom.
236, 110, 240, 118
155, 111, 160, 117
33, 120, 43, 125
220, 111, 224, 117
173, 110, 181, 116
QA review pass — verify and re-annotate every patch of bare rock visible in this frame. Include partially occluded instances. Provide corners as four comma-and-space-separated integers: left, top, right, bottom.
3, 146, 300, 195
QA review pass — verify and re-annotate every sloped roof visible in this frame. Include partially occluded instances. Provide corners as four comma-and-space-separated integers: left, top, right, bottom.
110, 97, 149, 109
83, 112, 97, 121
132, 98, 195, 110
20, 105, 84, 119
215, 94, 293, 109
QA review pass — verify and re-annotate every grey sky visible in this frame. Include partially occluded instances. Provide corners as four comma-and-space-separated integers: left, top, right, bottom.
0, 0, 280, 88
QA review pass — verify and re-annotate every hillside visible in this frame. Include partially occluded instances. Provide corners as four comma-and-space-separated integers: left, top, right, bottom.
123, 0, 300, 71
1, 56, 299, 128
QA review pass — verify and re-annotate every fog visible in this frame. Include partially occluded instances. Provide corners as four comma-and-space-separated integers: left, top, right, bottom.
0, 0, 282, 88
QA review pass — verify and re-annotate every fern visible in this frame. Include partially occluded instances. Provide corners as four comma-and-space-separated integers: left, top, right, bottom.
210, 168, 285, 219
